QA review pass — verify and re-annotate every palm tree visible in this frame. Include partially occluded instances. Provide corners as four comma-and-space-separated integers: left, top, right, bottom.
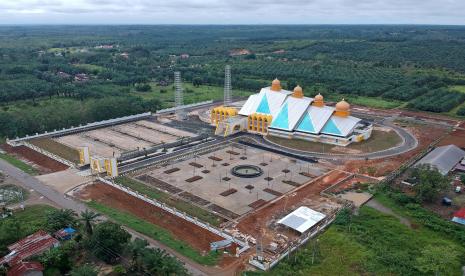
129, 238, 148, 272
46, 209, 77, 232
80, 210, 100, 236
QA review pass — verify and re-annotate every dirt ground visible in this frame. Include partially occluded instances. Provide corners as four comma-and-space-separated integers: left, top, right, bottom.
438, 121, 465, 148
236, 170, 346, 240
342, 123, 445, 177
327, 175, 377, 194
77, 183, 225, 254
1, 143, 68, 174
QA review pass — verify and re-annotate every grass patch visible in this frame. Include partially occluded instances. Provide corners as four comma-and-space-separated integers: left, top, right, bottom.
450, 85, 465, 94
0, 152, 38, 175
87, 200, 220, 266
267, 200, 465, 276
133, 83, 252, 109
341, 95, 404, 109
73, 63, 105, 73
266, 129, 402, 153
30, 138, 79, 164
266, 228, 369, 275
0, 204, 56, 255
115, 176, 223, 226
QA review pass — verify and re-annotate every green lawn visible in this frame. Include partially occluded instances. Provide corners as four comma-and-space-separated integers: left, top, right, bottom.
30, 138, 80, 164
266, 129, 402, 154
73, 63, 105, 73
264, 193, 465, 276
115, 177, 223, 226
0, 152, 38, 175
450, 85, 465, 93
338, 95, 404, 109
0, 205, 56, 255
87, 201, 220, 266
133, 83, 252, 109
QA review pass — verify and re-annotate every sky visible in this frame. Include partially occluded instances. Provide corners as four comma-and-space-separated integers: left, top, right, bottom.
0, 0, 464, 25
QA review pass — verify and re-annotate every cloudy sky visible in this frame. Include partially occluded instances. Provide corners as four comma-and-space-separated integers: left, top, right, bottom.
0, 0, 464, 25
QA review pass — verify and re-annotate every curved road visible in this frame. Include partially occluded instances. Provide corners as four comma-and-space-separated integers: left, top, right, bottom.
255, 118, 418, 160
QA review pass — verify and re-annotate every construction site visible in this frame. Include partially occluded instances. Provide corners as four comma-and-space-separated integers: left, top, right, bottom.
6, 67, 463, 274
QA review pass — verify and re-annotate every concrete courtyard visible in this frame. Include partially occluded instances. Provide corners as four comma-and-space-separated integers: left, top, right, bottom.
133, 144, 329, 219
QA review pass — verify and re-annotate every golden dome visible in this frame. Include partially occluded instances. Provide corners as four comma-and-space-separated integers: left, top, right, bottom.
336, 99, 350, 111
292, 85, 303, 98
271, 78, 281, 91
312, 93, 325, 107
335, 99, 350, 117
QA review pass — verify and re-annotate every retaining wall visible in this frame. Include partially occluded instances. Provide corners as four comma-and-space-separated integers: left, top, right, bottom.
97, 177, 250, 255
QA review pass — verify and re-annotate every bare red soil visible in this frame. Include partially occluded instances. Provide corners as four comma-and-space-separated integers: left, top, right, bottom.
1, 144, 68, 173
236, 170, 348, 238
438, 121, 465, 148
78, 183, 224, 253
343, 124, 445, 177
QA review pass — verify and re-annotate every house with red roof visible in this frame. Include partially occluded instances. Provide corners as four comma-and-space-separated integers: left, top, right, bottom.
452, 208, 465, 226
7, 261, 44, 276
0, 230, 59, 267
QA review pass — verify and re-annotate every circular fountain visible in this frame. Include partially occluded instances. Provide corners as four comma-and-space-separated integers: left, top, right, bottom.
231, 165, 264, 178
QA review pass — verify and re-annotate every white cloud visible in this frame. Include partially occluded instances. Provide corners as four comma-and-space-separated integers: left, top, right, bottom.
0, 0, 463, 24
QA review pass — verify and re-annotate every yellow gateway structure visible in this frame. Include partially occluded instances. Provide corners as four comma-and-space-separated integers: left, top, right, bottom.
211, 79, 373, 146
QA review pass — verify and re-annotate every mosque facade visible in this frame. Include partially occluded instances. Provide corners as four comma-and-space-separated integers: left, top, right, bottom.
211, 79, 372, 146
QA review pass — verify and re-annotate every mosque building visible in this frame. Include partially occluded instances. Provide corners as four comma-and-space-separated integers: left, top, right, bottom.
211, 79, 372, 146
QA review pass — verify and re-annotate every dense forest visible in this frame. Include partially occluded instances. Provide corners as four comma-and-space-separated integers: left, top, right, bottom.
1, 25, 465, 138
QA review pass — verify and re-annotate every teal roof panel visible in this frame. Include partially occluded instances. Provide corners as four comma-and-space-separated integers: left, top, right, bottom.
296, 112, 315, 133
321, 118, 342, 136
256, 94, 271, 114
271, 102, 289, 129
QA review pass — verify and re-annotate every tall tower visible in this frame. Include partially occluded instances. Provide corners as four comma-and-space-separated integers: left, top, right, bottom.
224, 65, 232, 107
174, 71, 186, 120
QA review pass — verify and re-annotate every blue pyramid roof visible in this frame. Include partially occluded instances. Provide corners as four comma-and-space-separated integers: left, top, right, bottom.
271, 102, 289, 129
256, 94, 271, 114
296, 112, 315, 133
321, 118, 342, 135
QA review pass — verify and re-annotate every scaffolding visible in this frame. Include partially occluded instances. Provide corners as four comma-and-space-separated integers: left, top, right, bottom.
224, 65, 232, 107
174, 71, 186, 120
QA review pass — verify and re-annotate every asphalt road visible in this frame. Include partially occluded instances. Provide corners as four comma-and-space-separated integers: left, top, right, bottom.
256, 118, 419, 160
0, 158, 87, 212
0, 158, 210, 276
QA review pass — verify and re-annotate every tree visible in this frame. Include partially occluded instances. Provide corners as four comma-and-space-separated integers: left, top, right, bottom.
80, 210, 100, 236
46, 209, 77, 232
127, 238, 187, 275
460, 174, 465, 185
192, 77, 202, 87
39, 241, 75, 273
141, 247, 188, 275
90, 222, 130, 263
415, 244, 461, 276
411, 165, 449, 202
128, 238, 149, 272
70, 264, 98, 276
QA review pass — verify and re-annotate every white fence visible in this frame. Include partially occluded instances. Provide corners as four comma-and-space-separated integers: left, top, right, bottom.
97, 177, 250, 255
156, 101, 213, 114
6, 112, 152, 145
22, 141, 76, 168
249, 213, 337, 270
